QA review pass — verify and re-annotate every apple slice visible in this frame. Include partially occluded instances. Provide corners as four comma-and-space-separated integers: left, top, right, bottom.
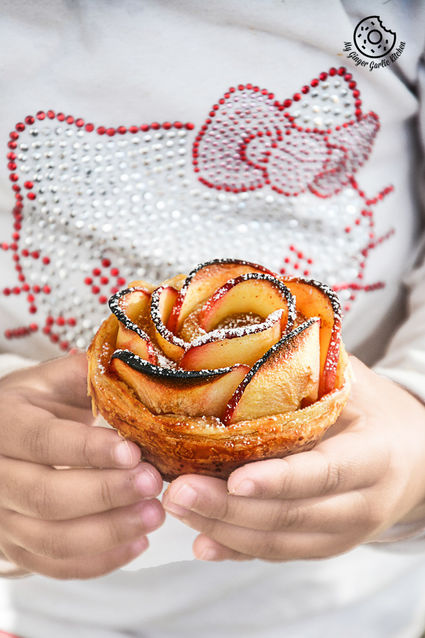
222, 318, 320, 425
283, 278, 341, 396
109, 287, 157, 363
167, 258, 276, 334
180, 309, 284, 370
198, 273, 295, 333
111, 349, 249, 417
150, 286, 187, 361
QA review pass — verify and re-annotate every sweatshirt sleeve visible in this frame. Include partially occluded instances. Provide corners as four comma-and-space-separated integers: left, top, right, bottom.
373, 244, 425, 403
373, 47, 425, 402
370, 51, 425, 549
370, 245, 425, 549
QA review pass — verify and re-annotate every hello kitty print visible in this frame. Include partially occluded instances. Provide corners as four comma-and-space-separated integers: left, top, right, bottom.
1, 66, 394, 351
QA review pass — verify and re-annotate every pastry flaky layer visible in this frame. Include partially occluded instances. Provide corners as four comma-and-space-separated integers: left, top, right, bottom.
87, 259, 351, 480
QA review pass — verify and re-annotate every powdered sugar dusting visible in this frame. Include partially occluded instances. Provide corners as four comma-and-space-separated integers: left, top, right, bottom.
109, 287, 152, 342
190, 309, 284, 347
216, 312, 263, 330
150, 286, 188, 349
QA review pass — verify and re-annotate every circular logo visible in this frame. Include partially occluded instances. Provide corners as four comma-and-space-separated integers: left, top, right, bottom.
353, 16, 396, 58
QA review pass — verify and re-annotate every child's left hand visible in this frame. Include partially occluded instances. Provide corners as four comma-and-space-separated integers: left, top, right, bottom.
163, 357, 425, 561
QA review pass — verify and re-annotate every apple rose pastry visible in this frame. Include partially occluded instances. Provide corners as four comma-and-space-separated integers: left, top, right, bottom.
88, 259, 351, 480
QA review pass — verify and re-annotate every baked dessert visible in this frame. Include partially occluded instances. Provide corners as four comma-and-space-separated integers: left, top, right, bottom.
87, 259, 351, 480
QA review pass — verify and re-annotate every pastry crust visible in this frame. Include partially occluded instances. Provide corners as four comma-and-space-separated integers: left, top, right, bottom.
88, 269, 351, 480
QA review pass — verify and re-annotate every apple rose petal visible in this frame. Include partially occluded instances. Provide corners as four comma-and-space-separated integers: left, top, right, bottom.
167, 258, 276, 333
180, 309, 284, 370
223, 318, 321, 425
111, 349, 249, 418
283, 278, 341, 396
150, 286, 187, 361
109, 287, 157, 363
198, 272, 295, 333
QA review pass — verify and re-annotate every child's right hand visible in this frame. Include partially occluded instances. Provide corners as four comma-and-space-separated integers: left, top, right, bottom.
0, 353, 164, 579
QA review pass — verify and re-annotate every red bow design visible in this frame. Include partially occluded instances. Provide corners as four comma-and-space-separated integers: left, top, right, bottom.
193, 67, 379, 198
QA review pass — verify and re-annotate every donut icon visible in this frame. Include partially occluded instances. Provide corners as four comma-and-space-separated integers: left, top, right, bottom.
353, 16, 396, 58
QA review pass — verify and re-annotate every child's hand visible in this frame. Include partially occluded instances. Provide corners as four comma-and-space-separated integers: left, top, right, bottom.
163, 357, 425, 562
0, 354, 164, 579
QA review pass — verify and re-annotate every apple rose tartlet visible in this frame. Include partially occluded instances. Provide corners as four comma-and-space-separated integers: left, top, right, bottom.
88, 259, 351, 480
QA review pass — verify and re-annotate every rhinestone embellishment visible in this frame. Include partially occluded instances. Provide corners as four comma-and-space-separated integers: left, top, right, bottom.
2, 68, 394, 350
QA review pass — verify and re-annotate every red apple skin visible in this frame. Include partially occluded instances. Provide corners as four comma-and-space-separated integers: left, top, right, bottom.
282, 278, 341, 396
150, 286, 187, 361
222, 318, 320, 425
167, 258, 276, 334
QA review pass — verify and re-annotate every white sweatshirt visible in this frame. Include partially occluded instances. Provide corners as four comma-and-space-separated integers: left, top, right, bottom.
1, 1, 425, 636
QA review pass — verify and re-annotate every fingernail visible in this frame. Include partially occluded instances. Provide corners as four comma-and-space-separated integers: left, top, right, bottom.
229, 479, 256, 497
139, 501, 163, 529
163, 484, 197, 517
114, 440, 134, 466
134, 468, 160, 496
198, 547, 218, 561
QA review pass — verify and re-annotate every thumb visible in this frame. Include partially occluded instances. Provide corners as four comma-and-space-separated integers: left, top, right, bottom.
44, 352, 91, 409
11, 352, 92, 410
